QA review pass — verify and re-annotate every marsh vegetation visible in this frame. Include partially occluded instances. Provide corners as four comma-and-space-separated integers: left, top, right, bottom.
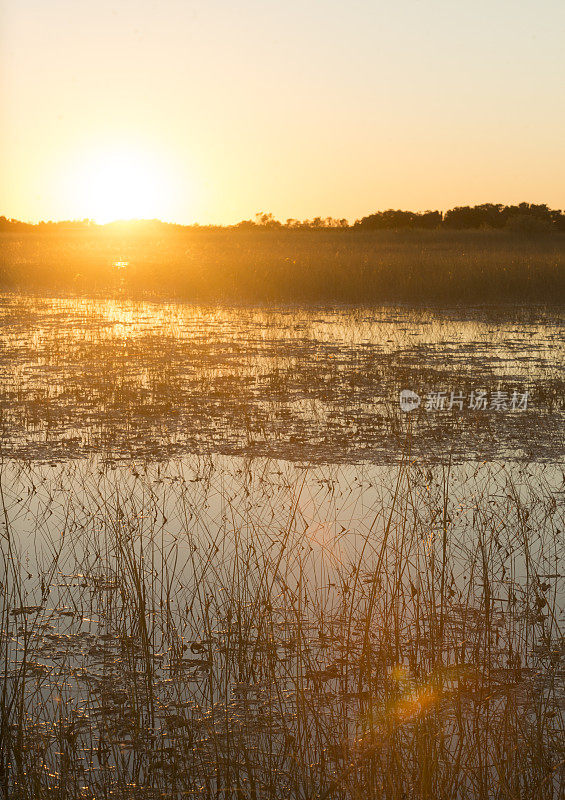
0, 295, 563, 799
1, 225, 564, 303
1, 456, 564, 799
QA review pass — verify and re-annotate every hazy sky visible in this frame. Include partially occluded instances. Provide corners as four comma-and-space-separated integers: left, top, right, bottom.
2, 0, 564, 224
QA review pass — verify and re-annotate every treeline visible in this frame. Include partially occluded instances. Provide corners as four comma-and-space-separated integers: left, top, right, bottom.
2, 202, 565, 232
355, 203, 565, 232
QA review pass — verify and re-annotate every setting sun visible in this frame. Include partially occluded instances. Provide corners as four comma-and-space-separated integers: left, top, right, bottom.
64, 148, 177, 223
1, 1, 564, 797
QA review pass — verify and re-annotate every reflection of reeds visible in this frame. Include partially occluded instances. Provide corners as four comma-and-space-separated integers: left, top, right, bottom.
1, 454, 563, 798
1, 227, 564, 301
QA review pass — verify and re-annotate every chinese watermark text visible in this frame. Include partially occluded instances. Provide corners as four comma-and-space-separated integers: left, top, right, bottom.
399, 389, 529, 413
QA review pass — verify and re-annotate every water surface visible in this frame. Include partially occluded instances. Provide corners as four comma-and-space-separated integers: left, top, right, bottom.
1, 294, 563, 463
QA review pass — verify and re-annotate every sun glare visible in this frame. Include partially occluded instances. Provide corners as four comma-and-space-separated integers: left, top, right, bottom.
66, 148, 176, 223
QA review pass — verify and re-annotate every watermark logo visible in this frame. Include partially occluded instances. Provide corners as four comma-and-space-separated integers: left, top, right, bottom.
400, 389, 529, 412
399, 389, 422, 412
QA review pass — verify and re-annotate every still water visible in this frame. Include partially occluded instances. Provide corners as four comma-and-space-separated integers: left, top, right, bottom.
1, 294, 563, 798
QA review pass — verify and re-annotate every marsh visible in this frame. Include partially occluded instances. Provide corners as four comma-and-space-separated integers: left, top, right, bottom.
1, 294, 563, 799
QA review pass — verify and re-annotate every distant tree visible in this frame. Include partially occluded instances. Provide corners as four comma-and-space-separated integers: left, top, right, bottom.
0, 216, 34, 231
502, 203, 554, 234
419, 211, 442, 229
442, 202, 562, 231
550, 209, 565, 231
443, 204, 504, 229
255, 212, 281, 228
354, 209, 441, 230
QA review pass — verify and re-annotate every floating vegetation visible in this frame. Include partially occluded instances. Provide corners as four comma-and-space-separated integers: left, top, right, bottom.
0, 295, 563, 464
1, 455, 563, 799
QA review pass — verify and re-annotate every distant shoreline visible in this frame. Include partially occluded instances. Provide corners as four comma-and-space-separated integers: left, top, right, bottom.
3, 201, 565, 232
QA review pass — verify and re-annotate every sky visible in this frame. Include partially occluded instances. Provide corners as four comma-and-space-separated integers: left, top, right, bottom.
1, 0, 564, 224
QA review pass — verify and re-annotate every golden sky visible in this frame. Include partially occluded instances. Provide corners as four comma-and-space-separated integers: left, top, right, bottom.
2, 0, 564, 224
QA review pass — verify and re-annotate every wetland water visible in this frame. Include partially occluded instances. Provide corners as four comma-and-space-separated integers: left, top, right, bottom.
1, 294, 564, 799
0, 295, 563, 462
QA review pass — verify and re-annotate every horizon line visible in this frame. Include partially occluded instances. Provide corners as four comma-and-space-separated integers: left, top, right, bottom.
2, 200, 564, 229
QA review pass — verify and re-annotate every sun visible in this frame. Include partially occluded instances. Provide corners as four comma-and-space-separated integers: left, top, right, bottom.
65, 147, 177, 223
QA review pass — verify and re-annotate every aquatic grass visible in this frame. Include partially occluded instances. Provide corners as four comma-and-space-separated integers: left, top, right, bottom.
0, 295, 563, 467
1, 227, 564, 303
0, 454, 563, 798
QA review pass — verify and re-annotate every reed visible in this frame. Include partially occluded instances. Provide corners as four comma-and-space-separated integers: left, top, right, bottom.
1, 453, 563, 799
2, 227, 564, 302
